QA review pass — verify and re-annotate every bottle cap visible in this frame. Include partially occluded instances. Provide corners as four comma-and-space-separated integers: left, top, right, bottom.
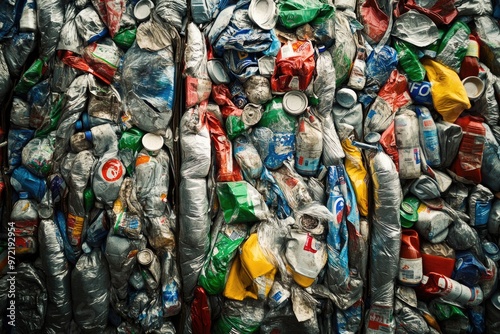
84, 131, 93, 142
283, 91, 308, 115
19, 192, 29, 199
134, 0, 154, 22
318, 45, 326, 53
364, 132, 381, 144
248, 0, 278, 30
142, 133, 164, 156
207, 59, 231, 85
336, 88, 357, 108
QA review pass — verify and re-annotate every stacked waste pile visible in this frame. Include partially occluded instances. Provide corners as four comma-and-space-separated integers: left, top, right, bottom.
0, 0, 186, 332
179, 0, 500, 333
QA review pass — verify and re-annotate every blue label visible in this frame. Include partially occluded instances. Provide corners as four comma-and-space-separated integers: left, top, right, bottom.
264, 133, 296, 170
475, 200, 492, 226
409, 81, 433, 105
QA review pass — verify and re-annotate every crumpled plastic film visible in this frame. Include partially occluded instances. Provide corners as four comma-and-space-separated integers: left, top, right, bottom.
38, 219, 72, 333
71, 249, 110, 333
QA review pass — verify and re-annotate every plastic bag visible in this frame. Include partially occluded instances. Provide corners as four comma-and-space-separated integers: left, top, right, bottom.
217, 181, 269, 224
37, 0, 65, 59
422, 59, 471, 123
475, 16, 500, 76
271, 40, 315, 92
394, 0, 457, 26
184, 23, 211, 108
360, 0, 390, 44
436, 21, 470, 73
71, 249, 110, 333
155, 0, 188, 32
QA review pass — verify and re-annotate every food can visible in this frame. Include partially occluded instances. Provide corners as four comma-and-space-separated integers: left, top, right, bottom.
134, 0, 154, 22
242, 103, 263, 126
137, 248, 162, 290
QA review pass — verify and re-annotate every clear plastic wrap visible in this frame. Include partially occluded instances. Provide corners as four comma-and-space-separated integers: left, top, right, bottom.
121, 41, 175, 133
37, 0, 65, 59
155, 0, 187, 32
0, 46, 12, 105
313, 48, 336, 116
330, 11, 356, 85
71, 249, 110, 333
367, 149, 402, 311
4, 32, 36, 77
319, 111, 345, 167
38, 219, 73, 333
75, 7, 108, 43
179, 178, 211, 300
15, 262, 47, 333
180, 104, 211, 179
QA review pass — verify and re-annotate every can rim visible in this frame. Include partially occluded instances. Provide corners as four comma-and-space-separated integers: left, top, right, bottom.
282, 91, 308, 115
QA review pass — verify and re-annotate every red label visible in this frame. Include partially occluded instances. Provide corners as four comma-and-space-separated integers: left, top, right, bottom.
101, 159, 124, 182
303, 233, 318, 253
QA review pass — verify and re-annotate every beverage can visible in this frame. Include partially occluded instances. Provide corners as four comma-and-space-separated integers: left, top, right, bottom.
137, 248, 162, 290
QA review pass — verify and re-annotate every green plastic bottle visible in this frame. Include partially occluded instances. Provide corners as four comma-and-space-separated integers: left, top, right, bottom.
394, 40, 426, 82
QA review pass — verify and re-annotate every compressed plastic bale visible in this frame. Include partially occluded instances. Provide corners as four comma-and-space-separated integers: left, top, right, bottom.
38, 219, 72, 333
71, 248, 110, 333
37, 0, 65, 59
213, 299, 265, 334
179, 177, 211, 300
330, 11, 356, 85
15, 262, 48, 333
367, 149, 402, 307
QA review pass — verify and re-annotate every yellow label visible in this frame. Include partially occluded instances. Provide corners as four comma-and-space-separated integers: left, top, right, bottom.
466, 40, 479, 58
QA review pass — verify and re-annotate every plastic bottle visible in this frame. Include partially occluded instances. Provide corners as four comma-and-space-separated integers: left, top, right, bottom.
75, 113, 112, 131
394, 40, 426, 82
295, 112, 323, 176
10, 192, 39, 255
451, 116, 485, 184
347, 45, 367, 90
421, 273, 483, 306
459, 34, 480, 80
415, 106, 441, 167
395, 109, 421, 179
398, 229, 423, 286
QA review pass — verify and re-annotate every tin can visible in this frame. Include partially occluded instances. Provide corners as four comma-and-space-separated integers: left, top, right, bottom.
137, 248, 162, 291
242, 103, 263, 126
483, 241, 500, 262
486, 291, 500, 332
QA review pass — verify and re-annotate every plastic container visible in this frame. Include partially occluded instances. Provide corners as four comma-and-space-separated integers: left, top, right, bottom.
398, 229, 423, 286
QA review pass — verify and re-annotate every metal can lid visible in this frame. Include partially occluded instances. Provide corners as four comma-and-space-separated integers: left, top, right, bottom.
248, 0, 277, 30
364, 132, 381, 144
137, 249, 154, 266
283, 91, 308, 115
207, 59, 231, 85
134, 0, 154, 22
336, 88, 357, 108
242, 103, 262, 126
142, 133, 164, 152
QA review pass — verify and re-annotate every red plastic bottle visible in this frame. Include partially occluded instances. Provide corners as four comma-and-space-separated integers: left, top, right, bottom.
398, 229, 423, 286
459, 34, 480, 80
451, 116, 485, 184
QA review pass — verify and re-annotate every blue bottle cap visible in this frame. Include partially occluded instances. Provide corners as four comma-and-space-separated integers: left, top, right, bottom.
75, 120, 83, 131
318, 45, 327, 53
84, 131, 93, 142
18, 192, 29, 199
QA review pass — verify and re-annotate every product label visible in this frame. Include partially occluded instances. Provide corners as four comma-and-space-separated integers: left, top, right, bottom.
367, 307, 393, 333
475, 201, 492, 226
92, 43, 120, 68
399, 258, 423, 284
101, 158, 124, 182
67, 214, 84, 246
